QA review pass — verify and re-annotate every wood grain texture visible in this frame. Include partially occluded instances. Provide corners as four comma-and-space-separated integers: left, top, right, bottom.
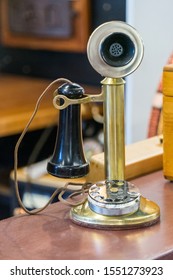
163, 65, 173, 180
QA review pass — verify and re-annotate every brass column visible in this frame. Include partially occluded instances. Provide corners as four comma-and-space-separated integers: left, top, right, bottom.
71, 77, 160, 227
102, 77, 125, 181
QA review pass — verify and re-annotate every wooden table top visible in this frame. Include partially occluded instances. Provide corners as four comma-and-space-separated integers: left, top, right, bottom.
0, 74, 99, 137
0, 170, 173, 260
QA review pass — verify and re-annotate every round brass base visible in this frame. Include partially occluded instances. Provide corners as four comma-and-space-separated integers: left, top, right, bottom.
70, 196, 160, 230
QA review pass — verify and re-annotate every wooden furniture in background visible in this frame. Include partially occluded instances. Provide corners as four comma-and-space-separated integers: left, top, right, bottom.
87, 136, 163, 182
0, 0, 91, 52
0, 73, 99, 218
162, 64, 173, 180
0, 74, 58, 137
0, 74, 99, 137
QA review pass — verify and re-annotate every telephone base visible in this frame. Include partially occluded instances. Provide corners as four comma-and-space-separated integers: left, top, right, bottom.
70, 196, 160, 230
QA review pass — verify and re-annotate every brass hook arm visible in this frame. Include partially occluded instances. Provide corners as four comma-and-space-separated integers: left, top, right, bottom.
53, 91, 103, 110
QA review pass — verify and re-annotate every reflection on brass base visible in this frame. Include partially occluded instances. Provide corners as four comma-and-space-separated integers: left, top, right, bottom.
70, 196, 160, 230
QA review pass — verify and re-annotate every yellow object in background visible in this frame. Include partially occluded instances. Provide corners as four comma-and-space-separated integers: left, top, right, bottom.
163, 65, 173, 180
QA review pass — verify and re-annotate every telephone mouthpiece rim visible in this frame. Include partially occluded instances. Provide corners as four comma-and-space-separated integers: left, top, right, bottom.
87, 21, 144, 78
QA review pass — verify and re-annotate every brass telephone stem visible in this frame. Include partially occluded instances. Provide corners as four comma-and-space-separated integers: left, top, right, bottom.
102, 77, 126, 181
71, 77, 160, 228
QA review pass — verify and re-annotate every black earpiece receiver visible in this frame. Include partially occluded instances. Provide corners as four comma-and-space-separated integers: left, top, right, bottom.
47, 83, 89, 178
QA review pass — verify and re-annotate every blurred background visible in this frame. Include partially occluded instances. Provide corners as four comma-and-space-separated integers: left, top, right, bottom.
0, 0, 172, 219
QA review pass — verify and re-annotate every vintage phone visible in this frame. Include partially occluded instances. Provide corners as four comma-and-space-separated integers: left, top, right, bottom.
47, 21, 160, 229
14, 21, 160, 229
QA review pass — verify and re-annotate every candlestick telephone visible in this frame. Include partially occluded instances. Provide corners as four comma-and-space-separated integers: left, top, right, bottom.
14, 21, 160, 229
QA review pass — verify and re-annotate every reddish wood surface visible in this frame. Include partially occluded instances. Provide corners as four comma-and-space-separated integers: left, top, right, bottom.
0, 170, 172, 260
